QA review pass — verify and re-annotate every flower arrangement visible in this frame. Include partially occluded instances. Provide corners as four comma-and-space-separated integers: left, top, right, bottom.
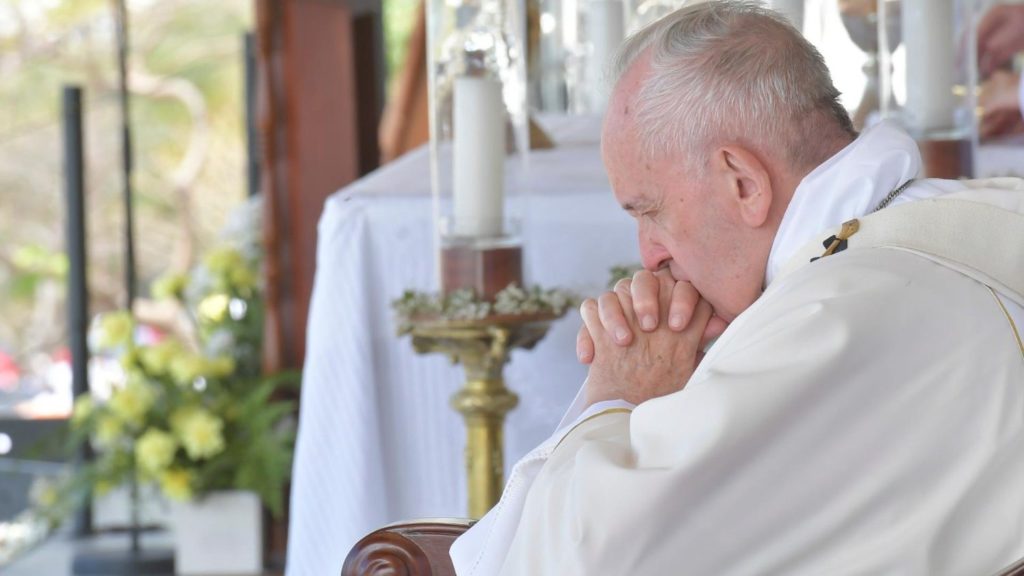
48, 198, 297, 522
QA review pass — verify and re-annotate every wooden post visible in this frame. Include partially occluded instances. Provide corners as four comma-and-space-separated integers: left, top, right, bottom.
253, 0, 384, 565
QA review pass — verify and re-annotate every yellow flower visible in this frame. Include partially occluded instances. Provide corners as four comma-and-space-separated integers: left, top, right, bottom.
204, 247, 259, 293
151, 273, 188, 301
169, 353, 208, 386
169, 406, 198, 436
137, 340, 183, 377
177, 408, 225, 461
135, 428, 178, 476
197, 294, 230, 323
108, 380, 155, 427
207, 356, 235, 378
94, 414, 123, 448
159, 468, 193, 502
29, 478, 58, 509
229, 266, 258, 292
204, 247, 244, 275
120, 347, 140, 371
71, 396, 94, 428
94, 480, 115, 497
97, 312, 134, 350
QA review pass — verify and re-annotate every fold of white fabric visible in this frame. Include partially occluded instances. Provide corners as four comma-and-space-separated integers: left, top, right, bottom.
450, 390, 634, 576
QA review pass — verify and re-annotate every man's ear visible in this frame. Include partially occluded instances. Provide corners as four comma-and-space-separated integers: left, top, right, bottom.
713, 145, 773, 228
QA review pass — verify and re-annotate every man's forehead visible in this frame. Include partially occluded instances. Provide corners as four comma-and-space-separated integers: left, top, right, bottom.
602, 50, 654, 161
603, 54, 652, 130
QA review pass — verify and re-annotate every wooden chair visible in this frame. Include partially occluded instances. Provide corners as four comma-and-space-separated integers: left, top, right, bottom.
341, 519, 473, 576
341, 519, 1024, 576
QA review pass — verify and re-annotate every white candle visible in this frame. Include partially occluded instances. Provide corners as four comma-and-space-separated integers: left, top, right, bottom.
586, 0, 626, 113
563, 0, 579, 48
901, 0, 956, 134
452, 76, 506, 238
768, 0, 803, 32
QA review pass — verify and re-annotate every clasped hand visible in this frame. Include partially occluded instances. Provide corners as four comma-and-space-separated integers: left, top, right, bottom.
577, 270, 728, 406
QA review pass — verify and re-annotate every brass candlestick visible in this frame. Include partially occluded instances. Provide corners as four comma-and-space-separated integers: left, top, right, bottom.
401, 313, 563, 518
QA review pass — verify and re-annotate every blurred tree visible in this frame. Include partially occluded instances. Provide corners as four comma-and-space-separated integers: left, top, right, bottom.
384, 0, 420, 92
0, 0, 251, 379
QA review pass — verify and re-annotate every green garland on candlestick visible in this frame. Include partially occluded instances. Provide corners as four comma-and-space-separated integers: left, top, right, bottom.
393, 284, 577, 323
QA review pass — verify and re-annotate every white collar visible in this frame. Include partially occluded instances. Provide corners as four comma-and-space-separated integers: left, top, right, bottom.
764, 121, 922, 287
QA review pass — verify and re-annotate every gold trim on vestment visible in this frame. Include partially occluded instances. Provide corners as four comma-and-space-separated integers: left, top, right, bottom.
554, 408, 633, 451
988, 288, 1024, 359
819, 219, 861, 258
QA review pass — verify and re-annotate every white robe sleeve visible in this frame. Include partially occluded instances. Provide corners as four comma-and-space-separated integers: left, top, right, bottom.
449, 385, 634, 575
456, 247, 1024, 576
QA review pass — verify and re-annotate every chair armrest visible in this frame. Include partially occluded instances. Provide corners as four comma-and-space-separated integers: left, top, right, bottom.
995, 557, 1024, 576
342, 518, 475, 576
342, 516, 1024, 576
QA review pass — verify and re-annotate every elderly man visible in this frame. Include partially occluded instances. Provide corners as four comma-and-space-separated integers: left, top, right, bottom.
451, 2, 1024, 574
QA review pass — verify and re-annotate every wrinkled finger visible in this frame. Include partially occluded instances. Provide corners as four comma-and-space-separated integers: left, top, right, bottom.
684, 299, 714, 347
598, 291, 633, 345
667, 281, 700, 331
613, 277, 638, 326
982, 109, 1020, 139
982, 36, 1015, 77
613, 278, 639, 325
577, 324, 595, 364
579, 298, 606, 346
977, 6, 1004, 38
631, 270, 661, 331
655, 269, 676, 322
700, 315, 729, 350
977, 7, 1010, 74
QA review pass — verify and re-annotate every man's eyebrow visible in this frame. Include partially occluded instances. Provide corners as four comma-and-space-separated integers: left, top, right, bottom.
620, 199, 650, 213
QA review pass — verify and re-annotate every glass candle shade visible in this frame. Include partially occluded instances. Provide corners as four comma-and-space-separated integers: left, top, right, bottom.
878, 0, 978, 178
427, 0, 528, 296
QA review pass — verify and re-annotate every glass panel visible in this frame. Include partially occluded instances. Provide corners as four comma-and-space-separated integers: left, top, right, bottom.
0, 0, 252, 565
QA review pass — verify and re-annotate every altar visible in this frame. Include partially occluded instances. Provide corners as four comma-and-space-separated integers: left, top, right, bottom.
283, 116, 641, 575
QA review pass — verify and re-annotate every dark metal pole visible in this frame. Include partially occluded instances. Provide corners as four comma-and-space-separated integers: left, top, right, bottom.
114, 0, 137, 307
113, 0, 139, 554
63, 85, 93, 538
244, 32, 260, 198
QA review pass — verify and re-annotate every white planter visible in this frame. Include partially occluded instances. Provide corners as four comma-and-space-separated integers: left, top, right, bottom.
172, 490, 263, 575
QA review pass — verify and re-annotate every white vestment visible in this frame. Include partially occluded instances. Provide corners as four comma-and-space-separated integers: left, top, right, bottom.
450, 122, 1024, 575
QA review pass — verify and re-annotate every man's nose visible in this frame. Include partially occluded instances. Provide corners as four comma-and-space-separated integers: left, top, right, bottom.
639, 232, 671, 271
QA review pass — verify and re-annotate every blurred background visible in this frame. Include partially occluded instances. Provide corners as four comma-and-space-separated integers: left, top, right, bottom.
0, 0, 417, 568
0, 0, 1020, 573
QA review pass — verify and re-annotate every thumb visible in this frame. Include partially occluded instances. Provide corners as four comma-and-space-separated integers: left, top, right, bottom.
576, 324, 595, 364
701, 315, 729, 350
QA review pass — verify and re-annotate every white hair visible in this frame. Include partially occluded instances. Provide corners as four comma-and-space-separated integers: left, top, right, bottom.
610, 0, 854, 170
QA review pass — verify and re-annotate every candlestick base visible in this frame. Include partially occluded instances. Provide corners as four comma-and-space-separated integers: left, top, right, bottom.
917, 137, 973, 179
441, 237, 523, 301
400, 312, 564, 517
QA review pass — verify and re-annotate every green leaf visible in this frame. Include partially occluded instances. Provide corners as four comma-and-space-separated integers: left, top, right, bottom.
9, 273, 41, 299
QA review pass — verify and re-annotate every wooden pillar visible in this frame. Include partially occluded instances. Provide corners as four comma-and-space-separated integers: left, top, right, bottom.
254, 0, 383, 565
256, 0, 382, 373
379, 0, 429, 162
